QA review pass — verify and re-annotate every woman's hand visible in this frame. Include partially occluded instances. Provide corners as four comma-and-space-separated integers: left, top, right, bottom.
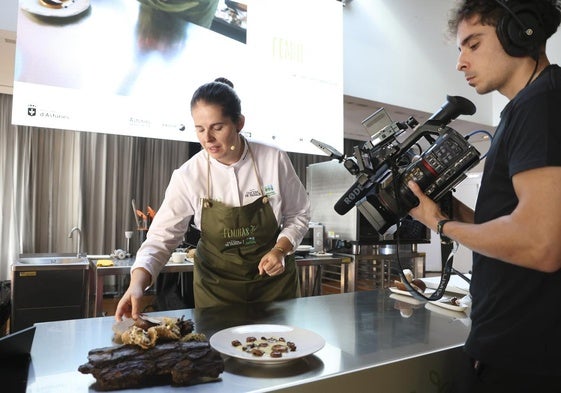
114, 268, 151, 321
258, 248, 286, 276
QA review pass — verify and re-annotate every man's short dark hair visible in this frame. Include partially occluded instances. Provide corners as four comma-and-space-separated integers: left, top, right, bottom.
448, 0, 561, 41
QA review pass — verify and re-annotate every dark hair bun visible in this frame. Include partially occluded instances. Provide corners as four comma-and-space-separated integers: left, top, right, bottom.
214, 77, 234, 89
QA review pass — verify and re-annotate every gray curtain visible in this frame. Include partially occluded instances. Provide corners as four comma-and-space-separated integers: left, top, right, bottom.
0, 93, 193, 280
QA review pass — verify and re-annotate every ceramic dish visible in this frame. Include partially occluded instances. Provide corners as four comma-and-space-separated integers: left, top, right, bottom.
209, 324, 325, 365
166, 258, 194, 265
20, 0, 91, 18
389, 293, 425, 306
388, 286, 434, 298
295, 245, 313, 253
421, 275, 471, 295
425, 302, 468, 318
428, 296, 468, 312
308, 252, 333, 257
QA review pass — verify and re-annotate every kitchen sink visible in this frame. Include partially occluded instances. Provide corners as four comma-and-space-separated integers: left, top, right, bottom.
14, 253, 89, 269
18, 256, 87, 265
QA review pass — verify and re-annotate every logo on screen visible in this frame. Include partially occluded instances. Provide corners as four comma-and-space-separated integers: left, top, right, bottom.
27, 105, 36, 117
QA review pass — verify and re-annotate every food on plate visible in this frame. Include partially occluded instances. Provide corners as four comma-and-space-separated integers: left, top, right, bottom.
403, 269, 414, 283
231, 335, 297, 358
40, 0, 71, 9
393, 279, 427, 293
412, 278, 427, 292
79, 315, 223, 390
393, 269, 427, 293
448, 297, 461, 306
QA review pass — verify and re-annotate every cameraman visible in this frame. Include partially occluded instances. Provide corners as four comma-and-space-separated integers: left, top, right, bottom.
407, 1, 561, 392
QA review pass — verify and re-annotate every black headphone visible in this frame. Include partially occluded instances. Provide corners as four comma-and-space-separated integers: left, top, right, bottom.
495, 0, 546, 57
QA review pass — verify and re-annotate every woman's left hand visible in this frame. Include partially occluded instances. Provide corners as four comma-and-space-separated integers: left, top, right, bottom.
258, 249, 286, 276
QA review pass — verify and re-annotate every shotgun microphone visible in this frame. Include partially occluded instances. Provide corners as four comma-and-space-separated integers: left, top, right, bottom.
334, 175, 372, 215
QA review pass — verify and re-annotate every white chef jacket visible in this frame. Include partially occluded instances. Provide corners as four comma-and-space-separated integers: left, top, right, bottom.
131, 140, 311, 282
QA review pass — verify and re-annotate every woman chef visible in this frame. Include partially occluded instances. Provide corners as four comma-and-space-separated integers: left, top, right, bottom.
115, 78, 311, 318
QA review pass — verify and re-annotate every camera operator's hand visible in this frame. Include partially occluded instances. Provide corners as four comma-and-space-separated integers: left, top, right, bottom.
407, 181, 448, 233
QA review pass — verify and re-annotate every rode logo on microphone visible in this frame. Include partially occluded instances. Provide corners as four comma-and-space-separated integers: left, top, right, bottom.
343, 183, 365, 205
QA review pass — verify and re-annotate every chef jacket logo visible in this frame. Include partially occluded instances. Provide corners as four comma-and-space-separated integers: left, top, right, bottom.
27, 105, 36, 117
263, 184, 277, 197
245, 189, 262, 198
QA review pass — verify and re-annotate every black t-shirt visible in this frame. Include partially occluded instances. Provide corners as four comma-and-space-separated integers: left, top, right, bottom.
465, 65, 561, 375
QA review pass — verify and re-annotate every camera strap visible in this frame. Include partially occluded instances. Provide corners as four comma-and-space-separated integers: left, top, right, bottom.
395, 238, 458, 301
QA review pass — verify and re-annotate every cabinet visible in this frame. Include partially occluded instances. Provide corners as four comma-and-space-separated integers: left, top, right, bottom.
11, 258, 89, 332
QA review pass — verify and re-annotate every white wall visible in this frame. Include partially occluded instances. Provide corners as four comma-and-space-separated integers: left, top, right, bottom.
343, 0, 494, 126
0, 0, 17, 31
343, 0, 561, 127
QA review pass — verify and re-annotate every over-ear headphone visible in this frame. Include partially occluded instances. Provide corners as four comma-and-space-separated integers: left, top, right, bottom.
495, 0, 546, 57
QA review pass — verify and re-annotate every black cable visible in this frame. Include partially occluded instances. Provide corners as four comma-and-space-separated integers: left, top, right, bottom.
525, 56, 540, 88
391, 171, 458, 301
465, 129, 493, 160
451, 267, 471, 284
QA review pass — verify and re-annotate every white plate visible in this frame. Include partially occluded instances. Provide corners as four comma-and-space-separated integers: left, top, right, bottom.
21, 0, 91, 18
428, 296, 468, 312
308, 252, 333, 257
166, 257, 194, 265
389, 293, 425, 306
296, 245, 313, 253
388, 286, 434, 297
209, 324, 325, 364
421, 275, 471, 295
425, 302, 468, 318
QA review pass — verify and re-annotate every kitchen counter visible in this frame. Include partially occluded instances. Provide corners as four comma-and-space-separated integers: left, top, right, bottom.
26, 289, 470, 392
89, 257, 196, 317
90, 255, 353, 316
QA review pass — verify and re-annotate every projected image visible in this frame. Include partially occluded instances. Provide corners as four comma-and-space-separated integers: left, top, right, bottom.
212, 0, 247, 43
12, 0, 343, 155
15, 0, 245, 95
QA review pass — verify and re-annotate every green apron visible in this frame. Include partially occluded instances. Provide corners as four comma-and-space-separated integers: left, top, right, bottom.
193, 145, 300, 308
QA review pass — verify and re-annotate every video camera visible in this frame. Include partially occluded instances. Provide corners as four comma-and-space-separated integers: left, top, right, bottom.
312, 95, 481, 235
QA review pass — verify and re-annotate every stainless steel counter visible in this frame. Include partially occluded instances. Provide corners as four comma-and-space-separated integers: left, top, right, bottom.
26, 290, 470, 392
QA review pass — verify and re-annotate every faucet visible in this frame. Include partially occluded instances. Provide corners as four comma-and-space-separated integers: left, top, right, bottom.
68, 227, 84, 257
